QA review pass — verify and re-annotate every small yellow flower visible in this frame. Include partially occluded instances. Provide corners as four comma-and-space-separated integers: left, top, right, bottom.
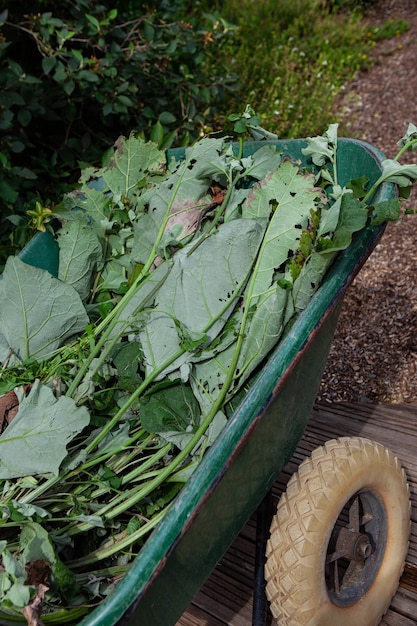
203, 31, 214, 45
26, 202, 53, 232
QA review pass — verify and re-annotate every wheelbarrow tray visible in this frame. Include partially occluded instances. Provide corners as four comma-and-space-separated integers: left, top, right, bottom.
11, 138, 393, 626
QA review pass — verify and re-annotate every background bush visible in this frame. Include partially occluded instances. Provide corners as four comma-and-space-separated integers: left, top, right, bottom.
0, 0, 237, 262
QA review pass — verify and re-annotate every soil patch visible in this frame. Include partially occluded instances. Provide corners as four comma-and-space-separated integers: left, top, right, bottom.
317, 0, 417, 403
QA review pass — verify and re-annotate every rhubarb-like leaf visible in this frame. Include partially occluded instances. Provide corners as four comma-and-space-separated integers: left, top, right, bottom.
58, 221, 103, 301
0, 381, 90, 478
0, 257, 89, 365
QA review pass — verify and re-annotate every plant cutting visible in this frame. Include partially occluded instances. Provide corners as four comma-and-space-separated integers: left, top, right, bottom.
0, 108, 417, 624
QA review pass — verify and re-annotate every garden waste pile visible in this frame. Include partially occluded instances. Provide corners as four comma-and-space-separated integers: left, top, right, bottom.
1, 115, 417, 623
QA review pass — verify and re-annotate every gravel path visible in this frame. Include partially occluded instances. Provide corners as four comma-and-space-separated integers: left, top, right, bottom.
317, 0, 417, 403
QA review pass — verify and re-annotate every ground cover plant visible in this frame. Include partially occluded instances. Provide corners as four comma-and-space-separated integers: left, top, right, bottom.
205, 0, 410, 139
1, 110, 417, 623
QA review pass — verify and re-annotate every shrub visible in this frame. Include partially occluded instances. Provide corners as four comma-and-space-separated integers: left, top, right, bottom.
0, 0, 237, 264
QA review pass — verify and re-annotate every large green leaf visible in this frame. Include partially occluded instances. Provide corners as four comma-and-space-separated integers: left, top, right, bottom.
0, 381, 90, 478
102, 135, 166, 199
192, 164, 324, 405
243, 160, 322, 297
190, 283, 289, 409
0, 257, 89, 365
235, 162, 323, 376
131, 138, 225, 265
58, 220, 103, 301
139, 218, 265, 379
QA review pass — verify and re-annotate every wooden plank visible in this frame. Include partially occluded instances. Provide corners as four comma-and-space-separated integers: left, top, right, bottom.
385, 586, 417, 624
381, 610, 417, 626
177, 403, 417, 626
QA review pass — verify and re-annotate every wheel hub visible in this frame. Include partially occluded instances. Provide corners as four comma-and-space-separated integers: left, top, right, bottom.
334, 526, 372, 562
326, 489, 387, 607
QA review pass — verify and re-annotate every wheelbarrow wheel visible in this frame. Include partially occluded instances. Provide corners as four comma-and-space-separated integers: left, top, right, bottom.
264, 437, 410, 626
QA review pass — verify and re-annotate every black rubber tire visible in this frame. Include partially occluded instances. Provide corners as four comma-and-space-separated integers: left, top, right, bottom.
265, 437, 410, 626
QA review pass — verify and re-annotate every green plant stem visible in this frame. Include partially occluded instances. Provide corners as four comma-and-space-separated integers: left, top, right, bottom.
238, 135, 244, 160
69, 443, 172, 508
68, 429, 150, 474
14, 428, 156, 509
363, 138, 417, 205
59, 218, 268, 543
67, 508, 166, 568
66, 142, 219, 399
394, 139, 417, 162
332, 147, 338, 188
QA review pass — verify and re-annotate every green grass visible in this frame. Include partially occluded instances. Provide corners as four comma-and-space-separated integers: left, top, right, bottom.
199, 0, 410, 138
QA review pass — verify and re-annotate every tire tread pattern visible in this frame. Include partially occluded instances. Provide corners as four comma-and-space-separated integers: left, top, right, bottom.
264, 437, 410, 626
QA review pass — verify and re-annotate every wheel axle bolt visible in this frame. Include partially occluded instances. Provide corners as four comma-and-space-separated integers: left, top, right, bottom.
355, 536, 372, 560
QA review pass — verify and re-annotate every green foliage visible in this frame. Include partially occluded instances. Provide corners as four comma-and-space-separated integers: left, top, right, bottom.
368, 17, 410, 42
198, 0, 409, 143
0, 0, 237, 265
204, 0, 370, 138
325, 0, 376, 9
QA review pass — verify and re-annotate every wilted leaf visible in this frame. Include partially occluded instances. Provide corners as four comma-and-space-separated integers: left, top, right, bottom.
301, 135, 334, 166
22, 582, 49, 626
139, 218, 264, 378
290, 249, 334, 315
323, 194, 368, 253
111, 342, 143, 392
243, 144, 282, 180
0, 381, 90, 478
371, 198, 401, 226
0, 257, 89, 365
141, 383, 200, 433
397, 122, 417, 149
58, 221, 103, 301
102, 135, 166, 199
62, 186, 111, 238
380, 159, 417, 187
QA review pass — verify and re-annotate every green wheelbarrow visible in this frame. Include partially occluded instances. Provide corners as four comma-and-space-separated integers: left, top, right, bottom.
2, 138, 410, 626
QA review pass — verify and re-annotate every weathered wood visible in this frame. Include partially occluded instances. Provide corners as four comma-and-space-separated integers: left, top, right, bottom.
177, 402, 417, 626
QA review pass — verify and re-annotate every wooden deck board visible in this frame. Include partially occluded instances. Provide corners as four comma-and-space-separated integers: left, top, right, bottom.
177, 402, 417, 626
